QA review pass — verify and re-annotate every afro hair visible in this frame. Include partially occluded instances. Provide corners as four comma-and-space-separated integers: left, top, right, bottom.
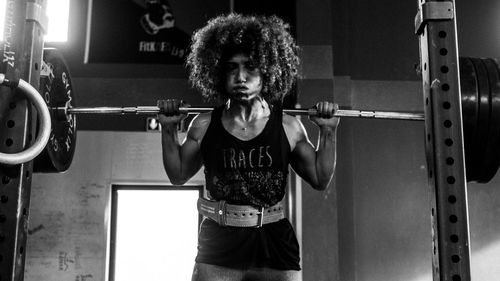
186, 13, 300, 104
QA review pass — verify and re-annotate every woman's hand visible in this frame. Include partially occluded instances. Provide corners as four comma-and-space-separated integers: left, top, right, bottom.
157, 99, 188, 126
309, 101, 340, 129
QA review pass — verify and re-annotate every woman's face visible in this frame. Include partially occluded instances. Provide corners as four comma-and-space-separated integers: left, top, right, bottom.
224, 53, 263, 102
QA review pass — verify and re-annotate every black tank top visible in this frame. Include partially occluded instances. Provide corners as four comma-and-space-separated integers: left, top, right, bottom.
200, 105, 291, 207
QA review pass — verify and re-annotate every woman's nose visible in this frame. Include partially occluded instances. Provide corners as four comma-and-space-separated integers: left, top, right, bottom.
235, 68, 247, 82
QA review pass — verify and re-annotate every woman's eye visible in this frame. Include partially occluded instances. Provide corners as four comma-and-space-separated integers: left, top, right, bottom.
245, 63, 258, 72
223, 62, 236, 68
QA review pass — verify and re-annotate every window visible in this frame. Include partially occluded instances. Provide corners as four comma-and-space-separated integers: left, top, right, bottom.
0, 0, 70, 42
109, 185, 202, 281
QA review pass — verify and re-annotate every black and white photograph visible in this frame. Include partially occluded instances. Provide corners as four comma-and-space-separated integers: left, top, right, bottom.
1, 0, 500, 281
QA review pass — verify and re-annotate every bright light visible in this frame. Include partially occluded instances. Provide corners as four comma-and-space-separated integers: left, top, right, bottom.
113, 189, 199, 281
45, 0, 69, 42
0, 1, 5, 41
0, 0, 69, 42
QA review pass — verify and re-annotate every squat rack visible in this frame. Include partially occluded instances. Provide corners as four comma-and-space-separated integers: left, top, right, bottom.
0, 0, 471, 280
0, 0, 46, 280
416, 0, 471, 280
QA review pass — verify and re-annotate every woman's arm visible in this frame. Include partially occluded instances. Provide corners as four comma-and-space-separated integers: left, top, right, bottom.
159, 102, 211, 185
284, 102, 339, 190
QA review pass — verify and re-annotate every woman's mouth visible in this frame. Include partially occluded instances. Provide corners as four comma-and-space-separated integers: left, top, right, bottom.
233, 85, 248, 92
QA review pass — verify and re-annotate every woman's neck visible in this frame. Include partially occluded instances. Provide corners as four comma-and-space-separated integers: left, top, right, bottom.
224, 98, 270, 122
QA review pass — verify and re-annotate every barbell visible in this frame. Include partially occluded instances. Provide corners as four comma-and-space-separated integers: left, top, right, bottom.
56, 106, 425, 121
1, 48, 500, 183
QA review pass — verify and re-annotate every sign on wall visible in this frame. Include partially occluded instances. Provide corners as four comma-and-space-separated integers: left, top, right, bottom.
85, 0, 229, 64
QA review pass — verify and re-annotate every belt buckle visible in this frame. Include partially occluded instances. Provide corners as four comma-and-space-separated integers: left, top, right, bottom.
217, 200, 227, 226
256, 206, 265, 228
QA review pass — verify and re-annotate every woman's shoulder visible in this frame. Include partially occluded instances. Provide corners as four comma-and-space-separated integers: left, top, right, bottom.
282, 113, 308, 151
282, 113, 304, 131
186, 112, 212, 142
191, 111, 212, 126
189, 112, 213, 133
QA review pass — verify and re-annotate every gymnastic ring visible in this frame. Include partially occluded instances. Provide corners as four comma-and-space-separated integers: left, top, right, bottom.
0, 73, 51, 165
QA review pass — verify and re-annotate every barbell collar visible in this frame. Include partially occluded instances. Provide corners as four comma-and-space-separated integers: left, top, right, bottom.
61, 106, 425, 121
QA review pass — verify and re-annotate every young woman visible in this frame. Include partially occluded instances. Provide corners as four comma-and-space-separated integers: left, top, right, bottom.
158, 13, 340, 281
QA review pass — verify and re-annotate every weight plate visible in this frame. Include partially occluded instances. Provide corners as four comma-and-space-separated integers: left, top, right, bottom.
33, 48, 77, 173
459, 57, 480, 181
478, 58, 500, 183
468, 57, 492, 182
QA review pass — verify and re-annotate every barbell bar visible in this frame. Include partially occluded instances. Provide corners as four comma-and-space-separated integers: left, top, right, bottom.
56, 106, 426, 121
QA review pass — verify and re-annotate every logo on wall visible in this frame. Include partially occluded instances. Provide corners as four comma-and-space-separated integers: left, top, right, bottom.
140, 0, 175, 35
85, 0, 192, 64
137, 0, 188, 59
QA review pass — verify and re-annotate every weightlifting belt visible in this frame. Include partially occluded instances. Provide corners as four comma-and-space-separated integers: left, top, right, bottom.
197, 198, 285, 227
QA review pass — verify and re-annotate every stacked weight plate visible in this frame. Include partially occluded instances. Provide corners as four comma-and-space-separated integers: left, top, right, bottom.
33, 48, 77, 173
460, 57, 500, 183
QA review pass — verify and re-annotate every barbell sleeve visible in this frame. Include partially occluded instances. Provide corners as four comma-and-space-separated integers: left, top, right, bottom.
335, 109, 425, 121
60, 106, 425, 121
